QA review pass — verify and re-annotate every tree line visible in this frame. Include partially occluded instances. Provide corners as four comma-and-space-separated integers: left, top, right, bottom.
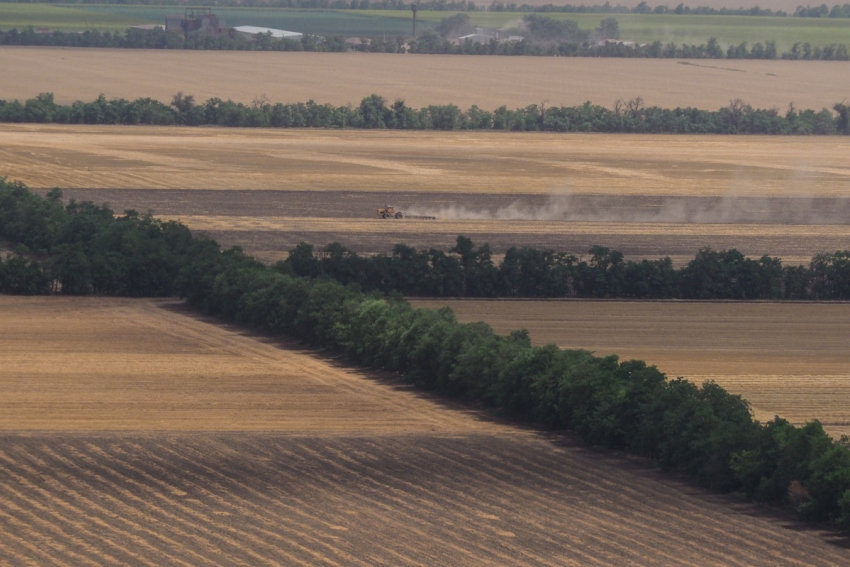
1, 24, 848, 60
3, 93, 849, 135
11, 0, 850, 17
0, 26, 349, 51
5, 0, 850, 17
413, 31, 849, 60
2, 177, 849, 534
281, 237, 850, 300
0, 180, 193, 296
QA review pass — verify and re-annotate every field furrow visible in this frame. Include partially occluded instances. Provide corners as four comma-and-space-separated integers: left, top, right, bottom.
2, 297, 849, 564
3, 434, 849, 566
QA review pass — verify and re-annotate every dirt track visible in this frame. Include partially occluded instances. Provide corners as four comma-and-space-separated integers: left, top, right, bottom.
1, 296, 848, 565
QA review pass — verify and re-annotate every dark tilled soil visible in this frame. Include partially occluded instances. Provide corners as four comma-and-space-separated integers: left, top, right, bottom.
56, 189, 850, 224
48, 189, 850, 260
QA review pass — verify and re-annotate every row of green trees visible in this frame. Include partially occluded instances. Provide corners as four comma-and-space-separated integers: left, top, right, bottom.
795, 3, 850, 17
0, 181, 193, 296
2, 25, 849, 60
3, 177, 848, 533
4, 0, 850, 17
0, 27, 349, 51
282, 238, 850, 300
413, 31, 850, 60
3, 93, 849, 135
4, 0, 833, 16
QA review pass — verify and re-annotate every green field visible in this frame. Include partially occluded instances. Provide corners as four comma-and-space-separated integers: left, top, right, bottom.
1, 3, 849, 48
79, 5, 429, 36
407, 11, 850, 51
0, 3, 146, 31
0, 4, 431, 36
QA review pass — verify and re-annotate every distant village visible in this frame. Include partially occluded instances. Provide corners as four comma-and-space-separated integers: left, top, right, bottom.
145, 10, 638, 47
24, 8, 643, 51
161, 9, 305, 42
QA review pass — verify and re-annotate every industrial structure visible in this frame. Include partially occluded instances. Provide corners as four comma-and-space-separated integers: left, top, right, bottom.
165, 8, 231, 39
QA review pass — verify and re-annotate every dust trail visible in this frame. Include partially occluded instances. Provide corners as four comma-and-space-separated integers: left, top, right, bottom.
406, 193, 850, 224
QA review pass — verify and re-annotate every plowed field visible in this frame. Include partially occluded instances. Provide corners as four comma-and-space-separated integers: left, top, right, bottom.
412, 299, 850, 439
3, 124, 850, 263
1, 296, 849, 565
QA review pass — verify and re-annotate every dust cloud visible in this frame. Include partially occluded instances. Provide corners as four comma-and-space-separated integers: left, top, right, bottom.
406, 193, 850, 224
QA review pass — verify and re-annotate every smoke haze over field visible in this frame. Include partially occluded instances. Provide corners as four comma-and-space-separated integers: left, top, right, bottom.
407, 194, 850, 224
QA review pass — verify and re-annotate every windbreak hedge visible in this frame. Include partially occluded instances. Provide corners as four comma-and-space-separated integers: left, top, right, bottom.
2, 176, 850, 533
2, 92, 849, 135
284, 238, 850, 300
2, 25, 849, 60
178, 235, 850, 529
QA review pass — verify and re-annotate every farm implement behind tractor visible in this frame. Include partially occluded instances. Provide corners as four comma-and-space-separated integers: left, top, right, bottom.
376, 205, 436, 220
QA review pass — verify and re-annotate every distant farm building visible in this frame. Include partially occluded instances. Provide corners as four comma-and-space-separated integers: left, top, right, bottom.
457, 28, 492, 44
165, 9, 230, 38
233, 26, 304, 41
456, 28, 524, 45
596, 39, 647, 48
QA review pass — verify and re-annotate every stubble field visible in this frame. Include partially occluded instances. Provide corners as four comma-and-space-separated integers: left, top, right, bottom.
2, 124, 849, 264
1, 296, 849, 565
2, 48, 850, 111
3, 30, 850, 565
412, 299, 850, 439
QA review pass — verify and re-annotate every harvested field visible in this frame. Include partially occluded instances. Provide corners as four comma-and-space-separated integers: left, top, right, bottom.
3, 124, 848, 262
2, 48, 850, 110
412, 299, 850, 439
0, 296, 487, 432
4, 126, 848, 196
1, 295, 849, 565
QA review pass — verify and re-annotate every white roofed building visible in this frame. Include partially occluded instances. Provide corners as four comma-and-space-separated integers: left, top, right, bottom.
233, 26, 303, 40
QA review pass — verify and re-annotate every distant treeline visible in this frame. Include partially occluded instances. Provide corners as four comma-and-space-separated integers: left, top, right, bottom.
281, 237, 850, 301
412, 32, 849, 60
1, 25, 848, 60
3, 93, 850, 135
2, 177, 850, 534
8, 0, 850, 17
